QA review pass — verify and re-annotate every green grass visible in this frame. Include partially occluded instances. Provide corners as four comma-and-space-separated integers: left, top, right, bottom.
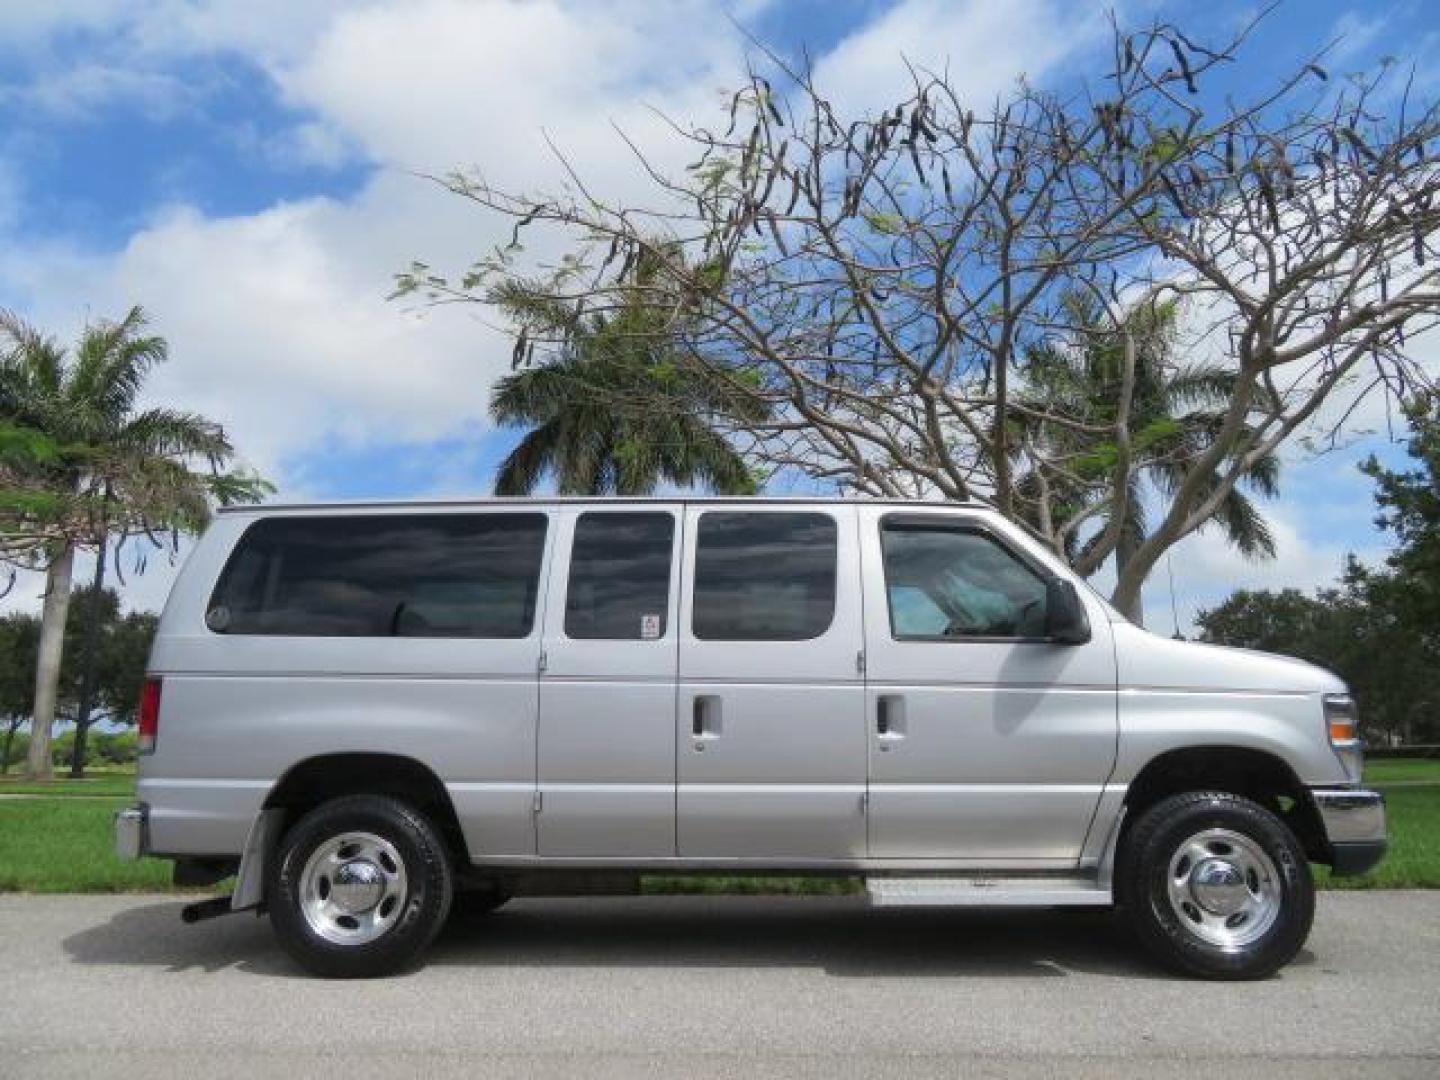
0, 762, 1434, 894
0, 797, 172, 893
1365, 758, 1440, 784
642, 875, 861, 896
0, 769, 137, 798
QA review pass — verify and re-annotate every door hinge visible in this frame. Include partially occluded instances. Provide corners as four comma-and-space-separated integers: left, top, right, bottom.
856, 649, 866, 676
532, 790, 544, 814
859, 791, 869, 815
537, 648, 548, 675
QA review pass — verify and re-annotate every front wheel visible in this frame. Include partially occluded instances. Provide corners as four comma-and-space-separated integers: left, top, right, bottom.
267, 795, 454, 978
1117, 791, 1314, 980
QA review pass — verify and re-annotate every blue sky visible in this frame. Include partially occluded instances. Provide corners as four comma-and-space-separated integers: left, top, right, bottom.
0, 0, 1436, 626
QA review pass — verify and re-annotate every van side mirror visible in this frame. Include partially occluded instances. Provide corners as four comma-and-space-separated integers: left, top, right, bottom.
1044, 578, 1091, 645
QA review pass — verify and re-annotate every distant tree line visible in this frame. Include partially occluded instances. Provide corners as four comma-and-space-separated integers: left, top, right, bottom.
1198, 404, 1440, 745
0, 586, 156, 773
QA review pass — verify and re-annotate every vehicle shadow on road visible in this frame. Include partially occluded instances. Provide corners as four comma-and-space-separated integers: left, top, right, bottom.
62, 896, 1315, 980
442, 897, 1176, 980
62, 900, 293, 977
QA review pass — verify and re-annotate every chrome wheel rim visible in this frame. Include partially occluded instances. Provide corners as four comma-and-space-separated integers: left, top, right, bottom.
1164, 827, 1282, 951
299, 831, 408, 946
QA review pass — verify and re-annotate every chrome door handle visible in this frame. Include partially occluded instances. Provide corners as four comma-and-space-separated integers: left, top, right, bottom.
877, 695, 905, 748
693, 695, 721, 739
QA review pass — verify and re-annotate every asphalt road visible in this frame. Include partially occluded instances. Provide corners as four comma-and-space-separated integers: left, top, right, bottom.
2, 891, 1437, 1078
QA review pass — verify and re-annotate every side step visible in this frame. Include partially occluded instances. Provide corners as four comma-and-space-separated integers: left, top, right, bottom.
866, 876, 1111, 908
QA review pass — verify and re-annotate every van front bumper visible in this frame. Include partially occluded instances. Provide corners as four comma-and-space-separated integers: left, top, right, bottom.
114, 805, 149, 861
1311, 788, 1387, 876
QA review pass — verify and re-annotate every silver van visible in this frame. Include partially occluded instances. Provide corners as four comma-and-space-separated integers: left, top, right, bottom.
115, 498, 1385, 979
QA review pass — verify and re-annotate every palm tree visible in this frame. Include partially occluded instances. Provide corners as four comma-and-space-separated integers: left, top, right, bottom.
488, 249, 765, 496
0, 307, 269, 778
1017, 297, 1279, 623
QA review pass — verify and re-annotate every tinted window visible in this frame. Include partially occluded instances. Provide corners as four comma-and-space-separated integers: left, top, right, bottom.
565, 512, 675, 640
881, 523, 1047, 639
207, 513, 548, 638
693, 512, 837, 641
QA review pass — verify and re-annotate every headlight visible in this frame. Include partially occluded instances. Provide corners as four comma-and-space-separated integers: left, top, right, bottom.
1324, 693, 1360, 747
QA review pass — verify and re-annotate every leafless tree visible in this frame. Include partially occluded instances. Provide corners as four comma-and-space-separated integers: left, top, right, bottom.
398, 8, 1440, 619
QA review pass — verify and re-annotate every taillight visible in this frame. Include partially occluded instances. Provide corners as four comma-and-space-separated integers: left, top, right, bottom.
138, 677, 162, 755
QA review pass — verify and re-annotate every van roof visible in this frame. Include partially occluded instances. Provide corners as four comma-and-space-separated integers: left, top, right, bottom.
218, 495, 984, 515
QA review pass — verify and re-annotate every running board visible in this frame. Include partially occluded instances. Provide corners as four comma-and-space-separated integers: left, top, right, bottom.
866, 876, 1111, 907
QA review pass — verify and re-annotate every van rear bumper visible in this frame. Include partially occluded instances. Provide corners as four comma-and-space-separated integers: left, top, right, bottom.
114, 804, 149, 861
1311, 788, 1386, 876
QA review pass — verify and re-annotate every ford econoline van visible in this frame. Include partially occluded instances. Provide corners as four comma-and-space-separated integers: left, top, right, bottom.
115, 498, 1385, 978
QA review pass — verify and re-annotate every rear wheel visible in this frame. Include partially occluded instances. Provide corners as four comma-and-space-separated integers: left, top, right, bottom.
1117, 791, 1313, 980
268, 795, 454, 978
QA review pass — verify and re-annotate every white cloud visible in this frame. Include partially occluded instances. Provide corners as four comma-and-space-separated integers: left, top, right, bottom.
812, 0, 1103, 116
223, 118, 356, 174
1178, 509, 1376, 600
1083, 505, 1378, 636
0, 0, 351, 67
1123, 496, 1391, 636
269, 0, 754, 197
263, 120, 356, 171
0, 61, 197, 121
0, 0, 1133, 617
2, 1, 1089, 465
127, 0, 360, 68
0, 186, 506, 477
0, 1, 762, 480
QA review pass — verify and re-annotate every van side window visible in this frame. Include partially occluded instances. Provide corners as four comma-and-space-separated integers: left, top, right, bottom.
692, 512, 837, 641
880, 523, 1048, 640
206, 513, 548, 638
565, 512, 675, 640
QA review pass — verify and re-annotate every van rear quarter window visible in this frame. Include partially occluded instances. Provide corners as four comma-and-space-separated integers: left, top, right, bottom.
206, 513, 548, 637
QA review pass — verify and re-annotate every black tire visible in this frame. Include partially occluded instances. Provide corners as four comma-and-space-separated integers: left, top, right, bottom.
1117, 791, 1314, 980
267, 795, 454, 978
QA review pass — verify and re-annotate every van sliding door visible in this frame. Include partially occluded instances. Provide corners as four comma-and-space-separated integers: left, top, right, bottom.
675, 505, 867, 860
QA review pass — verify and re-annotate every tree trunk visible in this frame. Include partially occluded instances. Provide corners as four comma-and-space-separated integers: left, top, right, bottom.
25, 542, 75, 780
1113, 530, 1145, 625
1110, 524, 1171, 626
1, 716, 18, 774
69, 534, 108, 779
